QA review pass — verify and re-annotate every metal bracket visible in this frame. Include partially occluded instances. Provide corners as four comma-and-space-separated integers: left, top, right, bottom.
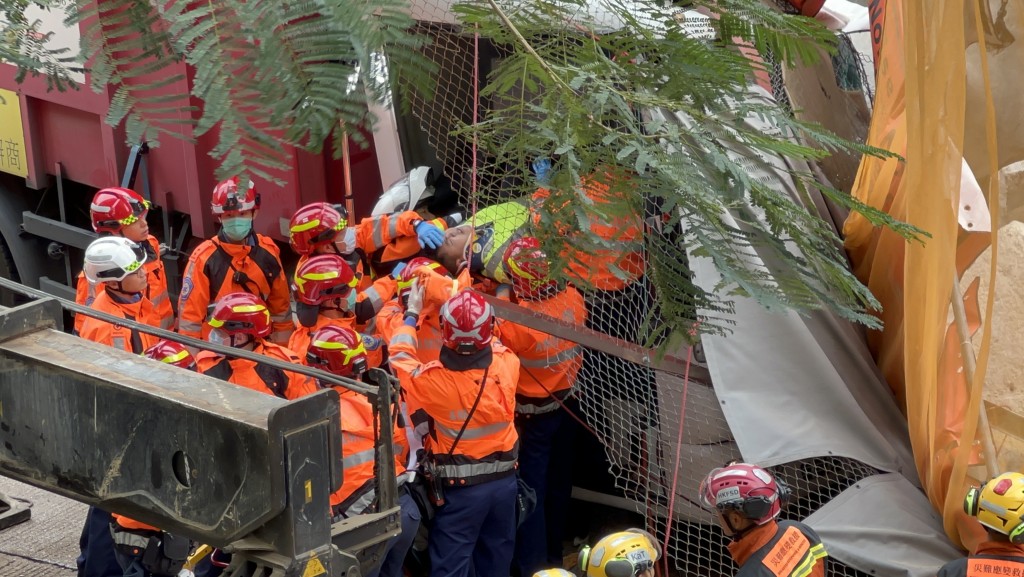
21, 211, 98, 252
481, 293, 710, 380
0, 491, 30, 530
120, 143, 151, 198
0, 298, 63, 343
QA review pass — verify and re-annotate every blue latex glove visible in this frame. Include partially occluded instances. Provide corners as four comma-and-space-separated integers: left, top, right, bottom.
390, 261, 408, 280
532, 157, 552, 186
415, 221, 445, 249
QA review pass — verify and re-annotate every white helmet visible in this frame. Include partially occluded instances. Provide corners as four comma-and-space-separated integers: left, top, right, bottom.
83, 237, 147, 283
371, 166, 434, 216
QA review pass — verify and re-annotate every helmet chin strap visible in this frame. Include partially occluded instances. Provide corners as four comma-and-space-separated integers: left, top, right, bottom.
723, 511, 757, 542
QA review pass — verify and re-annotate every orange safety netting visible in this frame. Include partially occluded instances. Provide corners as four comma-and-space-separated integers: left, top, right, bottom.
843, 0, 1005, 551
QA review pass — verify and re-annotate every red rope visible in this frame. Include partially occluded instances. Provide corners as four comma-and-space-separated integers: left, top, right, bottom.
662, 345, 693, 577
471, 26, 480, 216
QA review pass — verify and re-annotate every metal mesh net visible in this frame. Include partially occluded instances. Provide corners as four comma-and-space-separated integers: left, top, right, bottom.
398, 3, 879, 575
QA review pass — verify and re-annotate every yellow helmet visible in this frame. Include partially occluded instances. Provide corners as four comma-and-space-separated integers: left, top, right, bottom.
532, 570, 575, 577
964, 472, 1024, 543
578, 528, 660, 577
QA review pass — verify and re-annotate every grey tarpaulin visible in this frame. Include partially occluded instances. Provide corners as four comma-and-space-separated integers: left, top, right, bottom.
693, 247, 917, 477
806, 474, 961, 577
650, 82, 953, 573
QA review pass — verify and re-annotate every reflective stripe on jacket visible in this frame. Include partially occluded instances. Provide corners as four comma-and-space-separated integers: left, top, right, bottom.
496, 286, 587, 413
729, 520, 827, 577
177, 234, 292, 343
354, 211, 420, 256
389, 324, 520, 486
196, 342, 316, 400
328, 389, 407, 517
75, 235, 173, 333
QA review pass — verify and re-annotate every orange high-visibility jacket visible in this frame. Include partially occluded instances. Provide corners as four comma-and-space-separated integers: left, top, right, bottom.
177, 235, 292, 344
531, 175, 645, 291
377, 267, 463, 364
74, 235, 173, 334
496, 286, 587, 414
196, 341, 317, 400
79, 290, 163, 354
389, 324, 520, 486
329, 388, 407, 517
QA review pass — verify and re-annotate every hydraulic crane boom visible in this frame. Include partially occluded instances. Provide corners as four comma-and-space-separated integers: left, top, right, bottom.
0, 295, 400, 577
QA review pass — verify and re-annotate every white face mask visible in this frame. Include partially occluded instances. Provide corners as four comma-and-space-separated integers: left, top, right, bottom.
336, 227, 357, 254
208, 329, 231, 347
208, 329, 249, 349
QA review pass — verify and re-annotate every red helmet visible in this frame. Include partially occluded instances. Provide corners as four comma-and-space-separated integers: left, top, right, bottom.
397, 257, 448, 308
90, 187, 150, 234
207, 292, 272, 338
293, 254, 358, 327
289, 202, 349, 255
143, 340, 196, 371
503, 236, 557, 299
306, 325, 368, 378
211, 177, 260, 216
698, 463, 790, 525
784, 0, 824, 17
439, 290, 493, 354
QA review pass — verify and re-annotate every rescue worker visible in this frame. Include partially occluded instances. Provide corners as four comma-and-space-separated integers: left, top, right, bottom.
76, 237, 167, 577
939, 472, 1024, 577
195, 292, 317, 400
177, 177, 292, 344
75, 187, 174, 334
577, 528, 660, 577
495, 237, 587, 576
305, 325, 419, 577
78, 237, 162, 353
142, 339, 197, 370
699, 463, 827, 577
289, 254, 387, 368
374, 257, 454, 364
287, 201, 446, 287
388, 284, 520, 577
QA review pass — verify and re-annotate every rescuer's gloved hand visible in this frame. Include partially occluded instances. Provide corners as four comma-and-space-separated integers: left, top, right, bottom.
415, 221, 445, 249
532, 157, 552, 186
406, 278, 425, 317
495, 283, 513, 300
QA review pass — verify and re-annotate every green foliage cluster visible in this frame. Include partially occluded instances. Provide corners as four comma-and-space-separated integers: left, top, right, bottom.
0, 0, 922, 344
0, 0, 79, 91
2, 0, 432, 181
452, 0, 920, 342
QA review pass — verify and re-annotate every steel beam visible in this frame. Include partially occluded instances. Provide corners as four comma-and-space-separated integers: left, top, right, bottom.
0, 299, 348, 552
481, 293, 711, 381
21, 211, 98, 251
